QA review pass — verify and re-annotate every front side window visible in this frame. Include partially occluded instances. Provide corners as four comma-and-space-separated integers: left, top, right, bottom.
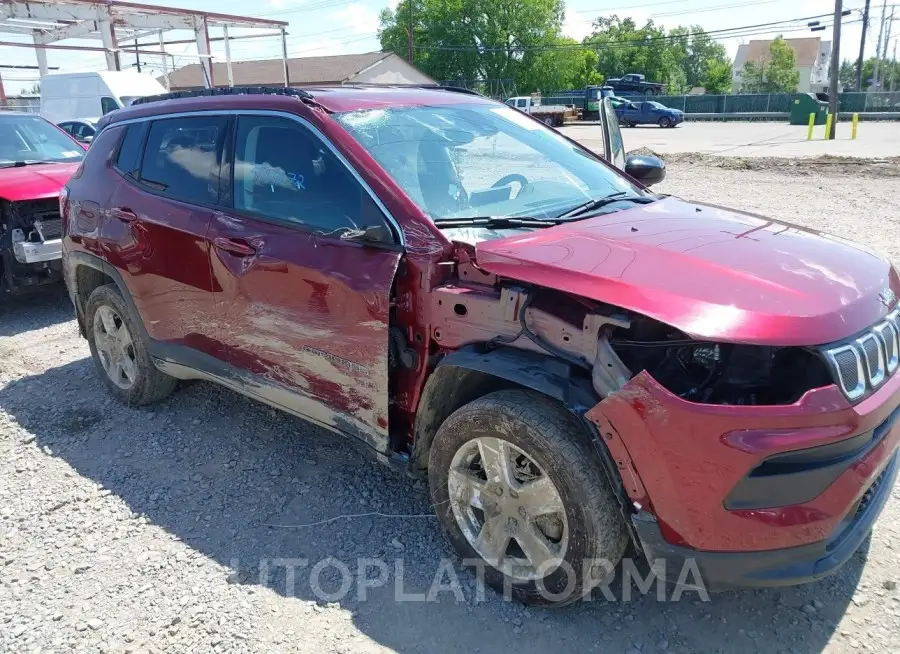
516, 98, 527, 108
335, 103, 642, 222
232, 115, 385, 234
139, 116, 226, 205
0, 115, 84, 166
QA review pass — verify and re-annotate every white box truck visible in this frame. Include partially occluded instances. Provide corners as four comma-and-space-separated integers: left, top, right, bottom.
40, 71, 167, 124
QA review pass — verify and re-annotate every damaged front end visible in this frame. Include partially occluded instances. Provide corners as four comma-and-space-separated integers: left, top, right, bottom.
0, 197, 64, 294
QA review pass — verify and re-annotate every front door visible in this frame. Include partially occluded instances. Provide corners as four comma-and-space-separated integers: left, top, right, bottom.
209, 113, 402, 450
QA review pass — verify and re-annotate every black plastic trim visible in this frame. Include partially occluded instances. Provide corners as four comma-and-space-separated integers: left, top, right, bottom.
725, 404, 900, 510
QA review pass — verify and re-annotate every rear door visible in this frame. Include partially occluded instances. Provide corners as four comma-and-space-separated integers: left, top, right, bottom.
208, 113, 401, 448
103, 114, 228, 360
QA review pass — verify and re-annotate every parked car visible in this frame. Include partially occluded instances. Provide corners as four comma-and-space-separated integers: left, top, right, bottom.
58, 119, 99, 144
62, 89, 899, 606
605, 73, 666, 96
1, 111, 85, 300
40, 71, 167, 124
504, 95, 580, 126
616, 100, 685, 128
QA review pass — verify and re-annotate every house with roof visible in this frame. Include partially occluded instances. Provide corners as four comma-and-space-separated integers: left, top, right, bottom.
161, 51, 434, 91
732, 37, 832, 93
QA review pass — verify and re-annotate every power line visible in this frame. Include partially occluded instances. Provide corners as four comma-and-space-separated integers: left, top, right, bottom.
417, 13, 855, 52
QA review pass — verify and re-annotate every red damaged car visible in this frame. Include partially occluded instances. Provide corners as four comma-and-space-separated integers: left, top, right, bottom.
61, 88, 899, 605
1, 112, 84, 299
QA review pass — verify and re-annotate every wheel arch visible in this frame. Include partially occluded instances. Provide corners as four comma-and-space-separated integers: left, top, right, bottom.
412, 345, 641, 548
68, 252, 149, 342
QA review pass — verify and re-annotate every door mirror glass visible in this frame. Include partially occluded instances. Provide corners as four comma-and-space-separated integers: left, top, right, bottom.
625, 154, 666, 186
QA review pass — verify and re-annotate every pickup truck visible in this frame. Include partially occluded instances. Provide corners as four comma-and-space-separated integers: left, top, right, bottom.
605, 73, 666, 96
504, 95, 580, 126
615, 100, 684, 128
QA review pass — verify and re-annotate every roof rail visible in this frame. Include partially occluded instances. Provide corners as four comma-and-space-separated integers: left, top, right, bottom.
131, 86, 314, 106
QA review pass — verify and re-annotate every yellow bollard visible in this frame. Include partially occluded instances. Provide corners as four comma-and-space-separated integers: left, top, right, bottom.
852, 112, 859, 139
807, 112, 815, 140
824, 113, 833, 141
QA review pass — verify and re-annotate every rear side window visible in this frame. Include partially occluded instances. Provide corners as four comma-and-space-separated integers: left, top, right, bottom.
139, 116, 226, 205
115, 123, 146, 177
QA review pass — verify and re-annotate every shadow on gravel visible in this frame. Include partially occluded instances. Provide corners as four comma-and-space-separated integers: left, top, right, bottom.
0, 284, 72, 337
0, 357, 867, 653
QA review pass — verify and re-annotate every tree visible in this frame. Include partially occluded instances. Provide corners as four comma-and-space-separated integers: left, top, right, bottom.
740, 35, 799, 93
378, 0, 568, 94
27, 82, 40, 95
701, 60, 733, 94
582, 16, 732, 93
838, 59, 856, 89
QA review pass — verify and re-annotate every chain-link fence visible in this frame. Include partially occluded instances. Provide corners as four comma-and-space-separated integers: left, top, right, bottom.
536, 90, 900, 116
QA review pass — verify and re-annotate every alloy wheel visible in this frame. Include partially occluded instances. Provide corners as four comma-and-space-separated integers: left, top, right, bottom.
447, 436, 569, 581
93, 305, 138, 390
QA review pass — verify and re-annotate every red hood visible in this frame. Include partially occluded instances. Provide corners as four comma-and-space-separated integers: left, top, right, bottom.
475, 197, 900, 346
0, 162, 80, 202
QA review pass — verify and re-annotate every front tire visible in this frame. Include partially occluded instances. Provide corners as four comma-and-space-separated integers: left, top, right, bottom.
429, 390, 628, 606
658, 116, 671, 128
85, 284, 178, 406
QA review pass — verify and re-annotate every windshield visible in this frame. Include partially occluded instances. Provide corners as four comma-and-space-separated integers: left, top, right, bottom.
334, 103, 644, 222
647, 102, 667, 110
0, 114, 84, 166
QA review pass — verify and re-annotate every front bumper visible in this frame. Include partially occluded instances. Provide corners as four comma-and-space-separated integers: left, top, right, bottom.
632, 449, 897, 591
587, 368, 900, 553
13, 238, 62, 264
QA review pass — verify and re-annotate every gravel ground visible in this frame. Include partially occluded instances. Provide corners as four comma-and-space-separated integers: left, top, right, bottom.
2, 162, 900, 654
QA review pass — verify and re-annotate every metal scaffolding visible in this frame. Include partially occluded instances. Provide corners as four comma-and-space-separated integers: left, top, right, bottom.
0, 0, 289, 91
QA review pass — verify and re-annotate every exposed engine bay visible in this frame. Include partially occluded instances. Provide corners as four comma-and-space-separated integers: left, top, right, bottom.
428, 275, 834, 406
0, 198, 64, 293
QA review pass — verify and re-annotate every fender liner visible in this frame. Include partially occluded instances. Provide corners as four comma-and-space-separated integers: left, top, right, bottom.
412, 345, 639, 547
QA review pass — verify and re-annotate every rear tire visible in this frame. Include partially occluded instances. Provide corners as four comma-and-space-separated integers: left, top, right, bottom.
543, 116, 554, 127
85, 284, 178, 406
429, 390, 628, 606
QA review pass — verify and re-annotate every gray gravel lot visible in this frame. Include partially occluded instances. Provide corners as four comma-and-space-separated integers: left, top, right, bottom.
2, 162, 900, 654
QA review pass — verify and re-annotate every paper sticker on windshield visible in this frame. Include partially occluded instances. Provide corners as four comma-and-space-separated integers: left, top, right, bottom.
490, 106, 541, 130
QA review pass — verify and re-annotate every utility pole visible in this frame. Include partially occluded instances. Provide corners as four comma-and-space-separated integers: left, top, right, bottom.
407, 0, 414, 65
134, 38, 141, 73
828, 0, 842, 139
891, 39, 898, 91
874, 0, 888, 88
857, 0, 871, 90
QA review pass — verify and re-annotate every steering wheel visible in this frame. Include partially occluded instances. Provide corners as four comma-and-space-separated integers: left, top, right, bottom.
491, 174, 531, 199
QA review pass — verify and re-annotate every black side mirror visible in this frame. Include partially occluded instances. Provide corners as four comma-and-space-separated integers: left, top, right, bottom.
625, 154, 666, 187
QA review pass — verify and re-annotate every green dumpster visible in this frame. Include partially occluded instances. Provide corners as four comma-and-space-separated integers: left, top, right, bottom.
789, 93, 828, 125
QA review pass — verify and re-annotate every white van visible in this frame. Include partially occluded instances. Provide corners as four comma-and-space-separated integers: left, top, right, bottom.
40, 71, 166, 124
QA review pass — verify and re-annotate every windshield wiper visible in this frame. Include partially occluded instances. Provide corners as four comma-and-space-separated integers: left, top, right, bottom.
557, 192, 656, 219
433, 216, 561, 229
1, 160, 64, 168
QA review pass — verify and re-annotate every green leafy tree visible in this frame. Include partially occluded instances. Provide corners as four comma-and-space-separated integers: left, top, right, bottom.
839, 59, 856, 89
740, 35, 799, 93
583, 16, 732, 93
701, 60, 733, 94
378, 0, 567, 94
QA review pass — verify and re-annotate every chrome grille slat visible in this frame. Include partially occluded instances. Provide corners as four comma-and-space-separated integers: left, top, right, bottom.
825, 314, 899, 400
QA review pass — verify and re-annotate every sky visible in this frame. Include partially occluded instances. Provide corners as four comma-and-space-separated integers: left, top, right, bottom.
0, 0, 894, 94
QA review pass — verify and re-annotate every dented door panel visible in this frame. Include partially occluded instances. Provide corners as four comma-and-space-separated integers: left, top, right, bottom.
208, 210, 401, 446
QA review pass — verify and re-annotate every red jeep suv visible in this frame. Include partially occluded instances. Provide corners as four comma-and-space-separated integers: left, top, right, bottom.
61, 87, 899, 605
